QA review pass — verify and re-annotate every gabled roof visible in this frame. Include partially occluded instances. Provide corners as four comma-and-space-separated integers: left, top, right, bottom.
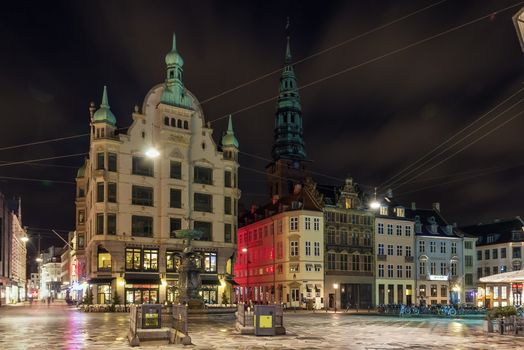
460, 217, 524, 246
405, 207, 463, 238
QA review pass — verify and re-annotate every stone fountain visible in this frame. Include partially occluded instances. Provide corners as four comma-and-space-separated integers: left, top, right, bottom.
175, 229, 205, 309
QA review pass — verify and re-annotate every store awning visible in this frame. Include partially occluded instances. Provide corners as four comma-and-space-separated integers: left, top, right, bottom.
479, 270, 524, 283
125, 273, 160, 284
88, 277, 115, 284
201, 274, 220, 286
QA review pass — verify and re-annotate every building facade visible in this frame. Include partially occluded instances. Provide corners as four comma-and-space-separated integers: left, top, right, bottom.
461, 217, 524, 307
77, 33, 240, 305
374, 203, 415, 305
235, 183, 324, 309
408, 203, 465, 305
320, 178, 375, 309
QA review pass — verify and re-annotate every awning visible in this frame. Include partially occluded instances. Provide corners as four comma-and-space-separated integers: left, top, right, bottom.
201, 274, 220, 286
88, 277, 115, 284
125, 273, 160, 284
479, 269, 524, 283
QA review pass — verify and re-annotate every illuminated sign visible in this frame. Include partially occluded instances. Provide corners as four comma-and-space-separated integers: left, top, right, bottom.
429, 275, 448, 281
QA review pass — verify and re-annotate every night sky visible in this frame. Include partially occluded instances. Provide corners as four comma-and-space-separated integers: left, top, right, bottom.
0, 0, 523, 252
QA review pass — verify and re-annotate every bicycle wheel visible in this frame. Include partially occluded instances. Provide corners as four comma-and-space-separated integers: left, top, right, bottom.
449, 308, 457, 317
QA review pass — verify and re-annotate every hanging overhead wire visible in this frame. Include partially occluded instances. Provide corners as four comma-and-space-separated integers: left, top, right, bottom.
0, 153, 88, 168
0, 176, 75, 185
379, 85, 524, 190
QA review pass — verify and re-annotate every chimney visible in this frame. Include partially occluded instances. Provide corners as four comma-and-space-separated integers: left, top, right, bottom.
411, 202, 416, 210
272, 194, 279, 205
386, 188, 393, 198
432, 202, 440, 212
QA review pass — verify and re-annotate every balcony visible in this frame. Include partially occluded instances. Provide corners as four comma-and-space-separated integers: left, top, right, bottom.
405, 256, 414, 263
377, 254, 387, 262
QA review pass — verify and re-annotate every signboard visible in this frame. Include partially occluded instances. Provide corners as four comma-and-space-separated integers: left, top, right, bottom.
429, 275, 448, 281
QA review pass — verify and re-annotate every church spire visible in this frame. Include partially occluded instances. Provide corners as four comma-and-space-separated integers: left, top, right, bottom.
161, 32, 192, 109
92, 85, 116, 125
271, 19, 307, 162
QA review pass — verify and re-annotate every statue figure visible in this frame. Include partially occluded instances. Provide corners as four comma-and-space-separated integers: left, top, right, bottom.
174, 229, 205, 308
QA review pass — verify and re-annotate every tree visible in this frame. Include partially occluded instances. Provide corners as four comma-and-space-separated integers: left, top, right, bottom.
83, 289, 93, 305
221, 290, 229, 305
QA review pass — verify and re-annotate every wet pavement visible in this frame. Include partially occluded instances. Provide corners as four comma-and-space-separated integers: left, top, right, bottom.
1, 305, 523, 349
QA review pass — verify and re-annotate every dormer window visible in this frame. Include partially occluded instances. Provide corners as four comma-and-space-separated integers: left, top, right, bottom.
379, 207, 388, 216
395, 207, 405, 217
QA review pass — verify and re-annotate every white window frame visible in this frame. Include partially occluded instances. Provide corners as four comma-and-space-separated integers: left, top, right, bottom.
290, 217, 299, 231
290, 241, 299, 257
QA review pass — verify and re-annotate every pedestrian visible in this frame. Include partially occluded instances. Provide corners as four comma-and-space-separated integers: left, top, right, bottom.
345, 302, 351, 312
47, 296, 50, 307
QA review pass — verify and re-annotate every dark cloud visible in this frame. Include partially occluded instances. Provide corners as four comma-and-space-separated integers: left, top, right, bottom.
0, 0, 523, 250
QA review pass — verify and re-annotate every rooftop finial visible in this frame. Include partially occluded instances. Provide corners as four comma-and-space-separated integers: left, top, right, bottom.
285, 17, 292, 63
171, 32, 177, 51
101, 85, 109, 108
227, 114, 234, 133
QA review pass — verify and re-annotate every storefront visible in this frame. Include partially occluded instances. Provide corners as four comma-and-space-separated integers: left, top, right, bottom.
124, 273, 160, 305
200, 274, 220, 304
477, 270, 524, 308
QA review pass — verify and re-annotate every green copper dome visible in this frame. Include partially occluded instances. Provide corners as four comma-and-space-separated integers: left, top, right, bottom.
161, 33, 192, 109
221, 115, 239, 148
93, 86, 116, 125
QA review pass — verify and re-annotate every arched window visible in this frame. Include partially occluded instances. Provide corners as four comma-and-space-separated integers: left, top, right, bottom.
164, 116, 169, 126
177, 119, 182, 128
169, 70, 174, 79
170, 118, 176, 127
183, 120, 188, 129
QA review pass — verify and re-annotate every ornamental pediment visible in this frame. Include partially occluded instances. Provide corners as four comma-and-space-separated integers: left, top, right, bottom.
168, 134, 189, 145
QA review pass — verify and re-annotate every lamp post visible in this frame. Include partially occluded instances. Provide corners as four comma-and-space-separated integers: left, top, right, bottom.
333, 283, 339, 313
242, 247, 249, 303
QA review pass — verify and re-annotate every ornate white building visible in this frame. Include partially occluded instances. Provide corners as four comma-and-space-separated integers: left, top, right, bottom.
76, 33, 240, 305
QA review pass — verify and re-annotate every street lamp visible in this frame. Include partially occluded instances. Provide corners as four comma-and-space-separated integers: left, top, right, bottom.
369, 187, 380, 209
241, 247, 249, 303
21, 236, 29, 243
333, 283, 339, 313
145, 147, 160, 158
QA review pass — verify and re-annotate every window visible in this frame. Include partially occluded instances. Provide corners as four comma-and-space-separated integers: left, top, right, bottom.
306, 264, 313, 272
380, 207, 388, 215
315, 264, 322, 272
305, 241, 311, 256
132, 186, 154, 206
305, 217, 311, 230
513, 260, 522, 271
170, 188, 182, 208
364, 232, 371, 246
107, 214, 116, 235
377, 223, 384, 234
97, 285, 111, 305
485, 249, 490, 260
441, 286, 447, 298
97, 152, 105, 170
378, 243, 384, 255
484, 267, 490, 277
501, 248, 507, 258
290, 217, 298, 231
405, 226, 411, 237
352, 255, 360, 271
493, 266, 498, 275
224, 223, 232, 243
406, 265, 412, 278
387, 224, 393, 235
451, 262, 457, 276
108, 152, 117, 172
194, 193, 212, 212
143, 249, 158, 271
131, 215, 153, 237
107, 182, 117, 203
96, 182, 104, 202
406, 246, 412, 257
224, 197, 232, 215
132, 156, 154, 177
314, 242, 320, 256
224, 170, 232, 188
464, 241, 473, 250
387, 244, 393, 256
477, 250, 482, 261
396, 245, 402, 256
290, 241, 299, 256
397, 265, 402, 278
170, 160, 182, 179
194, 166, 212, 184
430, 241, 436, 253
501, 265, 507, 273
340, 254, 348, 270
378, 264, 384, 277
419, 240, 425, 253
419, 285, 426, 297
451, 242, 457, 254
96, 213, 104, 234
327, 253, 336, 270
431, 285, 437, 297
194, 221, 212, 241
203, 252, 217, 272
477, 267, 482, 278
492, 248, 498, 259
513, 247, 521, 259
440, 262, 446, 275
170, 218, 182, 238
126, 248, 141, 271
430, 262, 436, 275
363, 255, 372, 271
465, 255, 473, 267
166, 251, 179, 272
387, 264, 393, 278
465, 273, 473, 285
396, 225, 402, 236
313, 218, 320, 231
277, 242, 283, 259
97, 249, 111, 271
440, 242, 446, 254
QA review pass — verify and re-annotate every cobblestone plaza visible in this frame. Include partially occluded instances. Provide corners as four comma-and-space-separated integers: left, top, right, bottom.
1, 305, 524, 349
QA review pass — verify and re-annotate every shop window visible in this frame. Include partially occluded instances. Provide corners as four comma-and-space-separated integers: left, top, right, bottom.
143, 249, 158, 271
97, 247, 111, 272
166, 251, 180, 272
126, 248, 141, 271
131, 215, 153, 237
97, 285, 111, 304
203, 252, 217, 272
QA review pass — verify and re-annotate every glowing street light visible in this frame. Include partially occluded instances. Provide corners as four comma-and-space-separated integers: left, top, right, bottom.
369, 187, 380, 209
145, 147, 160, 158
36, 257, 43, 263
333, 283, 339, 313
21, 236, 29, 243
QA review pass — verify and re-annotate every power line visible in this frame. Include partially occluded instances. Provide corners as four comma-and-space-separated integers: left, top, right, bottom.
209, 0, 524, 124
0, 153, 87, 168
0, 160, 79, 169
379, 85, 524, 190
198, 0, 447, 105
390, 109, 524, 192
0, 133, 89, 151
0, 176, 75, 185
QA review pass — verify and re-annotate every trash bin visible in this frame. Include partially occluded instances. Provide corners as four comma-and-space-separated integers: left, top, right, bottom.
254, 305, 276, 336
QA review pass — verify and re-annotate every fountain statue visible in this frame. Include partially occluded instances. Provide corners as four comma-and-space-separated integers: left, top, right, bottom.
175, 229, 204, 309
